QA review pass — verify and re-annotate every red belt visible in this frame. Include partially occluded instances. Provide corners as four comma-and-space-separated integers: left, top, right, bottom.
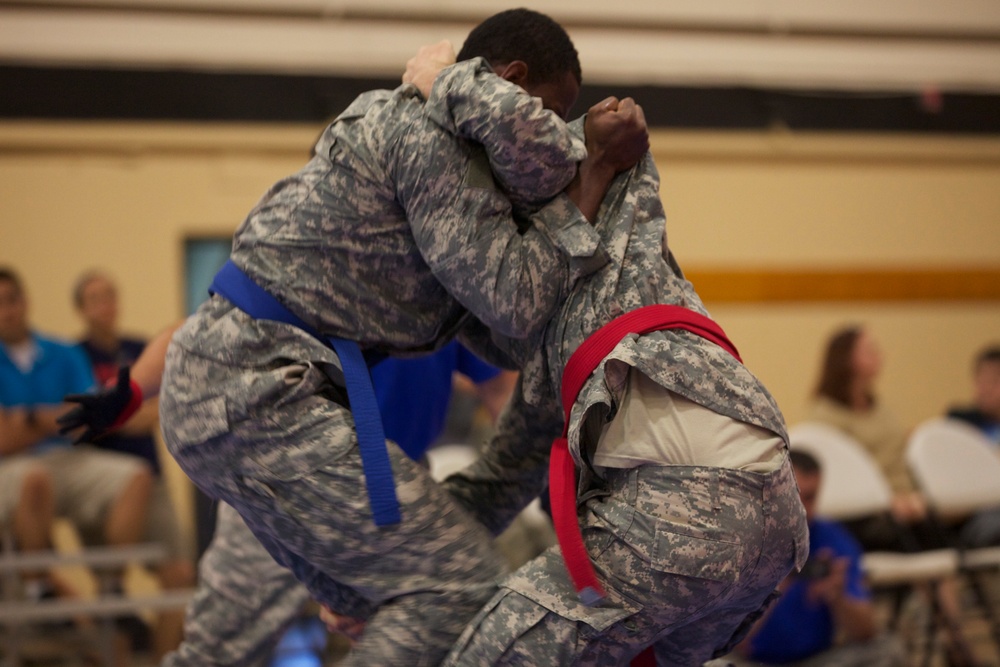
548, 304, 742, 607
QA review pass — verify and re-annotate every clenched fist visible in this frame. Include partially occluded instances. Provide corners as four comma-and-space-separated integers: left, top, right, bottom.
583, 96, 650, 174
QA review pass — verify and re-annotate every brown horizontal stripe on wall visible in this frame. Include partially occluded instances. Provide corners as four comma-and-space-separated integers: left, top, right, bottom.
684, 267, 1000, 303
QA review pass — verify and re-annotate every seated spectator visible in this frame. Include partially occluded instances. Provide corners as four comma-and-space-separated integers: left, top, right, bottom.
945, 344, 1000, 549
0, 450, 62, 599
73, 269, 195, 657
0, 266, 153, 581
806, 325, 979, 665
721, 450, 906, 667
947, 344, 1000, 446
806, 325, 926, 530
62, 325, 523, 666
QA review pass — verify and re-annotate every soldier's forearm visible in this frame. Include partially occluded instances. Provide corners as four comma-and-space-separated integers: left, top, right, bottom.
131, 321, 184, 398
564, 158, 617, 223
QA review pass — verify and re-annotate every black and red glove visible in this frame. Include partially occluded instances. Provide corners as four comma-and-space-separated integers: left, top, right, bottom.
58, 366, 143, 444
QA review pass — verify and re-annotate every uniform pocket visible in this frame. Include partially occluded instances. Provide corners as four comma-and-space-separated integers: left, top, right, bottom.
502, 557, 638, 632
240, 397, 357, 482
650, 521, 743, 584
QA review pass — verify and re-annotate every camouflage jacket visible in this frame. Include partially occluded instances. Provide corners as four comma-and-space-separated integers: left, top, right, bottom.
221, 58, 604, 359
449, 118, 788, 534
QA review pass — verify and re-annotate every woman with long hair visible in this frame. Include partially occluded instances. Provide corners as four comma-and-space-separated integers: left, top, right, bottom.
809, 326, 925, 525
808, 325, 981, 666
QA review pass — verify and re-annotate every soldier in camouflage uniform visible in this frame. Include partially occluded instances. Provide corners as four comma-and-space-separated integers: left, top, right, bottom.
441, 118, 811, 665
157, 10, 648, 666
163, 502, 310, 667
63, 323, 311, 667
160, 343, 514, 667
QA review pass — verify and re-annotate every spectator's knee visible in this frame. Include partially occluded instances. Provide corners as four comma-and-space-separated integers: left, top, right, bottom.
129, 465, 155, 496
112, 465, 154, 512
159, 558, 195, 588
19, 467, 53, 508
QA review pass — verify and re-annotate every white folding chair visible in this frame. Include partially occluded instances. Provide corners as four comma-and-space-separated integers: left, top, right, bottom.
790, 423, 960, 584
906, 417, 1000, 649
906, 418, 1000, 531
789, 422, 894, 521
789, 422, 960, 664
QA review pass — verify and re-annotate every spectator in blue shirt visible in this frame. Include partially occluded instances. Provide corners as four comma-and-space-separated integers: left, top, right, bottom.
945, 344, 1000, 551
718, 450, 905, 667
947, 344, 1000, 447
62, 320, 519, 666
371, 341, 514, 460
73, 268, 196, 658
0, 267, 153, 579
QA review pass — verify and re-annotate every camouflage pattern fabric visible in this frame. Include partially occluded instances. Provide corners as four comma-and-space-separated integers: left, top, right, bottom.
444, 457, 807, 666
448, 116, 798, 536
160, 60, 606, 666
460, 116, 787, 470
162, 327, 505, 666
443, 119, 810, 664
162, 502, 309, 667
229, 57, 602, 354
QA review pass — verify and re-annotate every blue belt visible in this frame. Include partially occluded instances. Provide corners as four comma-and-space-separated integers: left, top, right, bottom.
209, 259, 401, 526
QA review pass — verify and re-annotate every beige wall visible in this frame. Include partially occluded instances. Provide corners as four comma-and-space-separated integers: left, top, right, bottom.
2, 121, 998, 425
0, 122, 319, 335
2, 121, 999, 541
655, 133, 1000, 266
1, 122, 325, 547
647, 131, 1000, 428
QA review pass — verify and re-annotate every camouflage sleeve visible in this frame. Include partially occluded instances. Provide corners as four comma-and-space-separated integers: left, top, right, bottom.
440, 376, 563, 535
397, 123, 606, 338
455, 317, 524, 371
424, 58, 586, 207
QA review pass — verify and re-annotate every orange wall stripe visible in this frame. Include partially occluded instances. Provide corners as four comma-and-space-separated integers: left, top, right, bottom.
684, 267, 1000, 303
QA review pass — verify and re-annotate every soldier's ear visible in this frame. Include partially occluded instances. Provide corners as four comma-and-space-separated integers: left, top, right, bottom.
496, 61, 529, 88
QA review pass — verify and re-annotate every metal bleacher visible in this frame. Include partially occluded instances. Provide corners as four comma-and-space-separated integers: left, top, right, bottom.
0, 540, 194, 667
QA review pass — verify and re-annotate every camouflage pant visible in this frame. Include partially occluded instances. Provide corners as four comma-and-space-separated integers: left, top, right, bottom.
162, 502, 309, 667
443, 456, 809, 666
160, 338, 506, 667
